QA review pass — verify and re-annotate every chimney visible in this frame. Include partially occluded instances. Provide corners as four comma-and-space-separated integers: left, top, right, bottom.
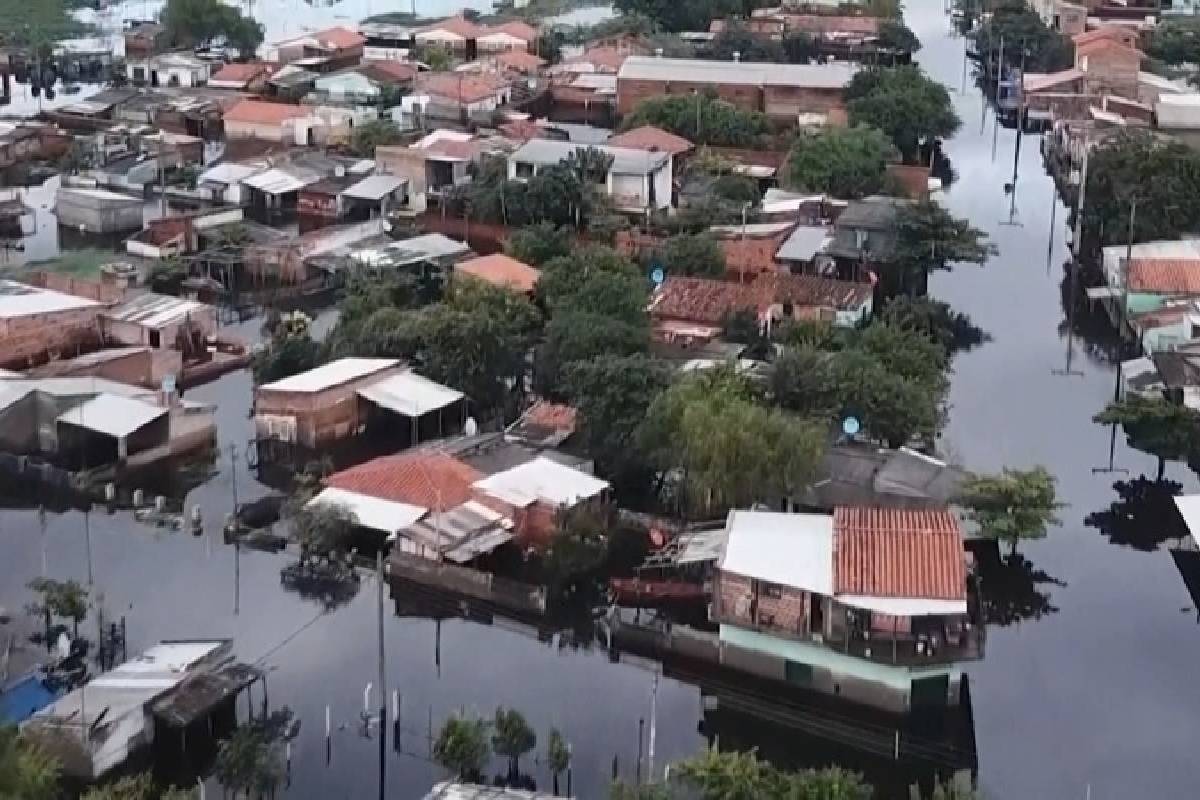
733, 51, 741, 62
655, 48, 663, 57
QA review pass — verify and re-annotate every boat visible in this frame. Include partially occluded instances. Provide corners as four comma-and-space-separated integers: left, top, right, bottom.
609, 577, 708, 607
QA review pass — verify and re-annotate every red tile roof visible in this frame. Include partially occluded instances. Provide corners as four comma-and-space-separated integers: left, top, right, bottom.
494, 49, 547, 72
419, 16, 484, 39
454, 253, 540, 293
1127, 258, 1200, 293
223, 99, 311, 125
325, 450, 482, 509
608, 125, 693, 155
1075, 37, 1142, 58
484, 20, 539, 43
315, 26, 367, 50
522, 400, 577, 433
418, 72, 508, 103
832, 507, 966, 600
210, 62, 271, 84
499, 119, 543, 141
720, 232, 790, 278
562, 46, 631, 73
650, 273, 873, 325
357, 60, 418, 84
759, 273, 874, 309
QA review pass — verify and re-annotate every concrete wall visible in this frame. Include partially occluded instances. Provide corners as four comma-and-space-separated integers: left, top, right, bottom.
56, 195, 144, 234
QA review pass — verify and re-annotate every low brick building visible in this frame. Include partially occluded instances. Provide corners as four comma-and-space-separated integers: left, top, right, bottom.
616, 56, 857, 123
0, 280, 104, 368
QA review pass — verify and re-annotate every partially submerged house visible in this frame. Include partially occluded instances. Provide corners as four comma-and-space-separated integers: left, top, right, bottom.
101, 293, 217, 351
0, 280, 103, 367
264, 26, 367, 69
711, 507, 981, 711
55, 187, 144, 234
376, 130, 487, 214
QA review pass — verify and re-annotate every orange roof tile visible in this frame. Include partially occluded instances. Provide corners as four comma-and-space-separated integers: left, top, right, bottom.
325, 450, 481, 509
419, 15, 484, 39
720, 234, 786, 278
484, 20, 539, 42
1075, 36, 1142, 58
563, 46, 630, 73
495, 49, 547, 72
454, 253, 541, 293
357, 60, 418, 84
418, 72, 508, 103
608, 125, 693, 155
210, 62, 271, 84
649, 272, 873, 325
316, 26, 367, 50
1127, 258, 1200, 293
223, 99, 311, 125
522, 400, 577, 433
832, 507, 966, 600
758, 272, 874, 309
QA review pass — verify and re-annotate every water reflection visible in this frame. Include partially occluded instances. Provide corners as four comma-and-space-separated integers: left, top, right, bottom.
1086, 478, 1190, 552
972, 544, 1066, 627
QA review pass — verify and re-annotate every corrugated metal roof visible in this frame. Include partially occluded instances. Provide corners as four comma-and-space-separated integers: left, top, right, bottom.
259, 358, 398, 392
242, 168, 318, 195
720, 510, 835, 594
357, 371, 464, 417
57, 393, 167, 439
0, 280, 99, 319
619, 55, 857, 89
473, 456, 609, 508
104, 293, 209, 329
509, 138, 668, 175
776, 224, 831, 262
342, 174, 407, 201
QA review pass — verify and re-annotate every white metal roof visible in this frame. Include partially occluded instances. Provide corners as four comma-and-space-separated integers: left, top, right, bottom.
242, 167, 318, 195
0, 280, 100, 319
509, 138, 669, 175
776, 225, 832, 262
619, 56, 857, 89
57, 187, 144, 205
424, 782, 562, 800
307, 487, 427, 535
198, 162, 267, 185
259, 358, 398, 393
357, 371, 463, 418
1156, 93, 1200, 129
57, 393, 167, 439
719, 510, 835, 595
1175, 495, 1200, 549
342, 174, 407, 201
473, 456, 610, 508
104, 293, 209, 329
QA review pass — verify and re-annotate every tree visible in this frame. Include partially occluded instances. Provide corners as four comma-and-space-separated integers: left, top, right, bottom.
784, 126, 894, 199
825, 347, 941, 448
0, 726, 59, 800
877, 20, 921, 55
658, 232, 726, 278
671, 748, 871, 800
536, 312, 650, 398
542, 503, 611, 599
421, 44, 454, 71
492, 708, 536, 782
1094, 395, 1200, 479
766, 345, 838, 417
640, 368, 826, 516
611, 0, 754, 33
546, 729, 571, 796
214, 719, 286, 800
82, 773, 196, 800
782, 32, 819, 64
1148, 17, 1200, 66
958, 467, 1063, 554
161, 0, 264, 56
911, 774, 983, 800
846, 66, 961, 163
879, 296, 990, 356
563, 355, 673, 486
971, 0, 1072, 73
1081, 130, 1200, 251
348, 119, 404, 158
505, 223, 573, 266
251, 330, 322, 384
433, 716, 491, 782
538, 245, 643, 308
289, 501, 357, 560
26, 577, 87, 638
705, 23, 785, 62
622, 94, 770, 148
890, 199, 996, 296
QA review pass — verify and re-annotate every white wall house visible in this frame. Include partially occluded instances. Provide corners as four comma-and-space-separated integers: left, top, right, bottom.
127, 53, 212, 88
313, 71, 383, 104
507, 139, 672, 214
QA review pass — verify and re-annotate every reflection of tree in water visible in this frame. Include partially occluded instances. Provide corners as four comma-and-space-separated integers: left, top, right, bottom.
975, 547, 1066, 626
279, 559, 360, 611
1085, 477, 1188, 552
1056, 268, 1128, 369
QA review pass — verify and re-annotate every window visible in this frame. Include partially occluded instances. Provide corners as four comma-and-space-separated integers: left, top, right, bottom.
761, 582, 783, 599
515, 162, 534, 179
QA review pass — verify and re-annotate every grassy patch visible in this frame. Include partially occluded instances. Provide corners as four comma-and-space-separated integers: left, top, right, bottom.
27, 247, 118, 278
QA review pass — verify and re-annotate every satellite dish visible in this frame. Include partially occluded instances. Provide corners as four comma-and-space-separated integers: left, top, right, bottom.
841, 416, 861, 436
650, 265, 665, 286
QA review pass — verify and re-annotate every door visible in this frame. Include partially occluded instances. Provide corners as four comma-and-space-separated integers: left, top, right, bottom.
910, 674, 950, 709
809, 594, 824, 635
784, 660, 813, 688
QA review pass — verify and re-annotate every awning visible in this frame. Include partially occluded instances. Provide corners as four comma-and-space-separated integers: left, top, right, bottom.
1174, 495, 1200, 549
242, 168, 315, 195
342, 174, 406, 201
401, 500, 514, 563
307, 487, 426, 535
57, 394, 167, 439
357, 372, 463, 418
1086, 286, 1122, 300
837, 594, 968, 616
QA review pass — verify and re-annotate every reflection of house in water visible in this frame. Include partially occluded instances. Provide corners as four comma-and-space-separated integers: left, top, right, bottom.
21, 640, 261, 780
1169, 496, 1200, 619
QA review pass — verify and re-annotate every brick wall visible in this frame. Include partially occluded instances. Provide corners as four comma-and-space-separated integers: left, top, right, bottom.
254, 364, 406, 447
617, 77, 763, 116
26, 272, 126, 304
762, 86, 845, 119
1079, 47, 1140, 98
0, 307, 104, 367
755, 582, 808, 634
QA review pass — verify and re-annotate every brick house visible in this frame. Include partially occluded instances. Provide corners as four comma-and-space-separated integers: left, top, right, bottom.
616, 56, 857, 124
711, 507, 982, 709
1074, 35, 1142, 98
0, 280, 104, 368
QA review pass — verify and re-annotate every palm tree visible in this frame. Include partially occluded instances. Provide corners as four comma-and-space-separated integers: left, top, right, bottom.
0, 726, 60, 800
492, 707, 536, 784
545, 728, 570, 796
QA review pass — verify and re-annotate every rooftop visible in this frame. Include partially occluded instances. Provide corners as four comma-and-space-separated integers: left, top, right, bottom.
223, 99, 313, 125
510, 138, 669, 175
209, 62, 272, 86
473, 455, 609, 508
356, 371, 464, 418
618, 56, 857, 89
103, 293, 210, 329
57, 393, 167, 439
607, 125, 694, 155
649, 273, 872, 324
722, 510, 836, 595
454, 254, 540, 293
0, 280, 100, 319
258, 357, 398, 393
307, 486, 427, 534
325, 449, 482, 509
505, 400, 578, 447
418, 72, 508, 103
832, 506, 966, 602
1127, 258, 1200, 294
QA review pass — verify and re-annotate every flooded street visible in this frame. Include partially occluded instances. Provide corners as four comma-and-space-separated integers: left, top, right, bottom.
912, 1, 1200, 796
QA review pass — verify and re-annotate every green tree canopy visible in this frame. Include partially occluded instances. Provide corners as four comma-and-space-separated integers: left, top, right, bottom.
659, 232, 727, 278
536, 311, 650, 397
348, 119, 405, 158
542, 502, 612, 599
611, 0, 759, 33
704, 23, 785, 62
1082, 129, 1200, 250
537, 245, 645, 311
505, 222, 573, 266
26, 577, 88, 637
214, 716, 287, 800
622, 94, 770, 148
1148, 17, 1200, 65
846, 66, 961, 163
784, 126, 895, 199
0, 726, 59, 800
492, 708, 536, 780
971, 0, 1072, 72
879, 296, 990, 356
288, 501, 357, 561
82, 773, 196, 800
434, 716, 491, 781
161, 0, 264, 56
1094, 395, 1200, 479
889, 198, 996, 296
877, 20, 921, 55
958, 466, 1063, 553
546, 728, 571, 795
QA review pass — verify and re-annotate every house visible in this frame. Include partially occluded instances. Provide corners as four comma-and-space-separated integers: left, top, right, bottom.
1052, 2, 1089, 36
711, 507, 981, 711
101, 293, 217, 350
312, 63, 417, 105
59, 88, 142, 121
22, 641, 256, 779
484, 50, 547, 76
709, 222, 802, 280
123, 22, 168, 59
507, 139, 672, 214
775, 223, 834, 273
413, 72, 513, 122
824, 195, 909, 279
1073, 32, 1142, 98
477, 21, 539, 54
222, 99, 316, 142
126, 52, 212, 88
415, 15, 485, 53
552, 44, 645, 76
208, 62, 275, 91
505, 400, 578, 448
617, 56, 857, 124
333, 232, 472, 274
377, 131, 479, 212
255, 360, 465, 449
607, 125, 693, 174
1098, 239, 1200, 320
453, 253, 540, 295
472, 455, 610, 547
0, 280, 103, 367
268, 64, 319, 101
54, 187, 144, 234
795, 444, 969, 511
264, 26, 367, 69
648, 273, 873, 345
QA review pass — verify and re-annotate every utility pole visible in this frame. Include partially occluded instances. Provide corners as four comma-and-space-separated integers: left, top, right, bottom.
1054, 133, 1088, 377
230, 443, 240, 615
647, 670, 659, 782
376, 549, 387, 800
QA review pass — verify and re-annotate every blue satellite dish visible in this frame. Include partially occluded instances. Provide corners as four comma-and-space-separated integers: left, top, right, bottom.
650, 266, 665, 286
842, 416, 861, 436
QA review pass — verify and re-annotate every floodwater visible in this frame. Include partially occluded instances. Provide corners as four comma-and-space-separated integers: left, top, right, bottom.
910, 1, 1200, 797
